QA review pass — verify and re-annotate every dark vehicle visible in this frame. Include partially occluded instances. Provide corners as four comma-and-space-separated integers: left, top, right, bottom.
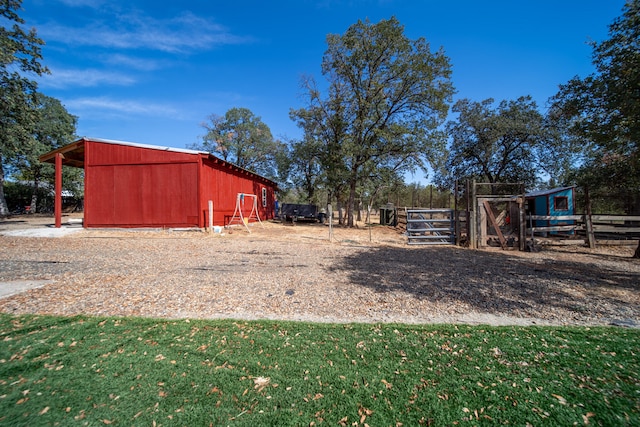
280, 203, 319, 223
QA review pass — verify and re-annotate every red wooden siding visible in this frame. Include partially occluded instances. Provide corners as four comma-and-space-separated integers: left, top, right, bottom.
199, 157, 276, 226
86, 140, 195, 165
85, 142, 200, 228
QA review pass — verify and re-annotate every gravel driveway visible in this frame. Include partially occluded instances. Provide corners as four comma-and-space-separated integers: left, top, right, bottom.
1, 217, 639, 327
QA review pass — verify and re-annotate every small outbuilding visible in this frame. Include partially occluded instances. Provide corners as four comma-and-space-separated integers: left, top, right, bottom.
526, 186, 576, 233
39, 137, 278, 228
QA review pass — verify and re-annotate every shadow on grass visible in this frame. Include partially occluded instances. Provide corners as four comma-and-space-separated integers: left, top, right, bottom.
330, 245, 640, 320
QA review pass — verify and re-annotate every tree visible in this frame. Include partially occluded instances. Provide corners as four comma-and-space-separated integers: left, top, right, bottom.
1, 0, 49, 216
438, 96, 549, 193
285, 137, 324, 204
291, 75, 352, 222
194, 107, 285, 180
292, 17, 454, 226
10, 93, 77, 212
550, 0, 640, 257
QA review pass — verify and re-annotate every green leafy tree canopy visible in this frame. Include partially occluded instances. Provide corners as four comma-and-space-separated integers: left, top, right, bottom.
1, 0, 49, 215
550, 0, 640, 256
438, 96, 548, 193
194, 107, 285, 181
291, 17, 454, 226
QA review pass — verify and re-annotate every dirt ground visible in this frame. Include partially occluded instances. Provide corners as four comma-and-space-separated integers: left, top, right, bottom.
1, 213, 639, 327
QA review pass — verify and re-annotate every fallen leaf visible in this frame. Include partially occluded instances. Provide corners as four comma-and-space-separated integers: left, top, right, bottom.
16, 398, 29, 405
102, 420, 112, 425
253, 376, 270, 391
358, 405, 373, 416
381, 379, 392, 390
155, 354, 165, 361
552, 394, 567, 405
39, 406, 50, 415
583, 412, 596, 425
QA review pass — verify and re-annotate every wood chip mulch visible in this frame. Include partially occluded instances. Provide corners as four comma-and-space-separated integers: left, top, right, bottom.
1, 220, 639, 327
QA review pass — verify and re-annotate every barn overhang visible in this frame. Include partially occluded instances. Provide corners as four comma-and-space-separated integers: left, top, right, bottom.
39, 139, 86, 168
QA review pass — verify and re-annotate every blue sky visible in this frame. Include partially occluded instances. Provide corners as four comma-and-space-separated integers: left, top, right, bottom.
21, 0, 625, 181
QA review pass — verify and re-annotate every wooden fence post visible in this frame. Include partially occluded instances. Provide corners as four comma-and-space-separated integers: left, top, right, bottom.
454, 179, 459, 245
584, 187, 596, 249
470, 180, 477, 249
518, 201, 525, 251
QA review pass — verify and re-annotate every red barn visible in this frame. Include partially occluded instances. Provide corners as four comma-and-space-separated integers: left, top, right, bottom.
39, 137, 278, 228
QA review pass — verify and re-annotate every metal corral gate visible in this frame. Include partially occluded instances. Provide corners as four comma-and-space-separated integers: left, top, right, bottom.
406, 208, 455, 245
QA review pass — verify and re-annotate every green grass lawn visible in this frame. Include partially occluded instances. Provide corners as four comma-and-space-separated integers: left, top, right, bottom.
0, 314, 638, 426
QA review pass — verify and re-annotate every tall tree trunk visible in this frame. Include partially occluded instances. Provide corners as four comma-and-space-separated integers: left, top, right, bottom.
634, 240, 640, 259
0, 158, 9, 216
347, 175, 358, 227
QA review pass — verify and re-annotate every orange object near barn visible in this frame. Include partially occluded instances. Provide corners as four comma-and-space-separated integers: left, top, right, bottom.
39, 137, 277, 228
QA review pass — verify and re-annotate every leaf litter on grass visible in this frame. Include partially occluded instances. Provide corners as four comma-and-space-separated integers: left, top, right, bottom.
0, 314, 638, 426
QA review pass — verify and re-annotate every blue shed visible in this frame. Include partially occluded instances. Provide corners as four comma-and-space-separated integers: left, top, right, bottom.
526, 186, 576, 234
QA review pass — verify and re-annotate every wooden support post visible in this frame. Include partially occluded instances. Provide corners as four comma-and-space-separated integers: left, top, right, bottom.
470, 180, 477, 249
208, 200, 213, 230
328, 203, 333, 242
519, 185, 526, 251
55, 153, 62, 228
479, 198, 487, 248
454, 179, 459, 245
584, 187, 596, 249
466, 180, 471, 245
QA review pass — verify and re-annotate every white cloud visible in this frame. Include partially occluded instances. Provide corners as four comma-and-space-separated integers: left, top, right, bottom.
39, 10, 251, 53
65, 97, 181, 118
101, 54, 162, 71
39, 67, 136, 88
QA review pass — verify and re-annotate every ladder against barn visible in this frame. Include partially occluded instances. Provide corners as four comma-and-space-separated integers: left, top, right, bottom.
226, 193, 264, 233
405, 208, 455, 245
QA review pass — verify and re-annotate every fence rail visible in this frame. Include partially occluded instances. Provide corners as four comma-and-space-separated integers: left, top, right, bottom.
406, 208, 455, 245
526, 214, 640, 247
